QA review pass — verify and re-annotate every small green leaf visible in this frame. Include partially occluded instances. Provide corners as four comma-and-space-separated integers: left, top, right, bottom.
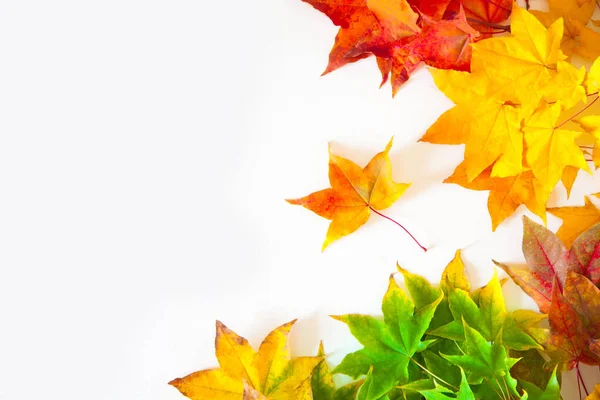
442, 320, 516, 385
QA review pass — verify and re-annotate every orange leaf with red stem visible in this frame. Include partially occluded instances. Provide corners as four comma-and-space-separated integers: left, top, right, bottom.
287, 138, 426, 251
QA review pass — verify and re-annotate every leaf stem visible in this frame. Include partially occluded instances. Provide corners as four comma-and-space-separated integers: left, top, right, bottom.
556, 96, 600, 129
409, 357, 459, 391
368, 206, 427, 252
577, 370, 583, 400
501, 376, 512, 400
577, 363, 589, 397
485, 377, 507, 400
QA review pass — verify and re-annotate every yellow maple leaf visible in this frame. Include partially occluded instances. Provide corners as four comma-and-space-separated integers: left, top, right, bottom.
532, 0, 596, 25
471, 5, 566, 109
548, 195, 600, 248
422, 5, 593, 230
422, 6, 585, 182
169, 320, 321, 400
421, 69, 524, 181
287, 138, 424, 251
523, 102, 589, 193
531, 0, 600, 60
587, 57, 600, 95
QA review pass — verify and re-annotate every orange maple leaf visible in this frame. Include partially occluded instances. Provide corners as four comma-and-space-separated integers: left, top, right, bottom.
375, 8, 480, 94
301, 0, 420, 75
548, 194, 600, 249
287, 138, 425, 251
300, 0, 484, 95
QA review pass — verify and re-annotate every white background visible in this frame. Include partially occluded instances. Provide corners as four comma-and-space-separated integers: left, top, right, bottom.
0, 1, 599, 399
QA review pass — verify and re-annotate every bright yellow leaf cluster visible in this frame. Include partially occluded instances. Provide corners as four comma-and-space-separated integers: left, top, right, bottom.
170, 320, 321, 400
531, 0, 600, 60
422, 5, 600, 230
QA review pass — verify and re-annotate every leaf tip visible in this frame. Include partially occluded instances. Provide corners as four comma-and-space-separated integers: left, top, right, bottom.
329, 314, 346, 323
168, 377, 182, 388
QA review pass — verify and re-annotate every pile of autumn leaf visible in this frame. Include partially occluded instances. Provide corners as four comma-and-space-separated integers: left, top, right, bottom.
169, 219, 600, 400
423, 6, 600, 233
302, 0, 600, 235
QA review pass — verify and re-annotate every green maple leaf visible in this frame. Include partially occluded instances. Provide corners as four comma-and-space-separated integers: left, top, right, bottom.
430, 271, 542, 351
442, 319, 520, 398
519, 366, 561, 400
397, 250, 468, 331
333, 275, 443, 400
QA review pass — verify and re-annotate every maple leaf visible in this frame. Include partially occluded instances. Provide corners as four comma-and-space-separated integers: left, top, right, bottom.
287, 138, 426, 251
531, 0, 600, 60
569, 221, 600, 285
421, 71, 525, 182
311, 343, 335, 400
376, 8, 480, 95
587, 58, 600, 95
332, 275, 443, 400
310, 343, 364, 400
300, 0, 420, 75
508, 348, 558, 394
300, 0, 487, 94
564, 271, 600, 338
470, 6, 568, 109
548, 194, 600, 249
495, 216, 572, 313
396, 250, 468, 334
442, 319, 520, 398
547, 277, 600, 369
444, 162, 548, 230
422, 5, 587, 198
518, 366, 561, 400
169, 320, 321, 400
430, 270, 543, 351
522, 102, 589, 192
499, 218, 600, 375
